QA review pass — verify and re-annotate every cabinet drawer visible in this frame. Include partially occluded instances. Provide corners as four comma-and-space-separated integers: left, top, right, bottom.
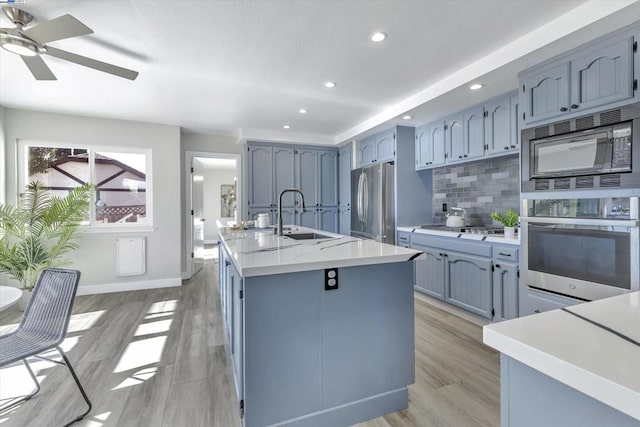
397, 232, 411, 248
412, 233, 492, 257
494, 246, 518, 262
522, 287, 581, 316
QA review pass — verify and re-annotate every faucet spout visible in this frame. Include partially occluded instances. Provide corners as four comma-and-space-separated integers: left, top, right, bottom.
278, 188, 306, 236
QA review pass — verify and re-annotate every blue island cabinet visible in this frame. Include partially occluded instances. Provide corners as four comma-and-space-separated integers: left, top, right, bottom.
220, 250, 416, 426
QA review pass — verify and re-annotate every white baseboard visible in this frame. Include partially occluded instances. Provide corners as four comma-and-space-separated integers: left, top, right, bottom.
76, 277, 182, 296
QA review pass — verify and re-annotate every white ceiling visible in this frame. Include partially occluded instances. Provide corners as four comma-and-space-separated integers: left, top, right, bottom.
0, 0, 638, 146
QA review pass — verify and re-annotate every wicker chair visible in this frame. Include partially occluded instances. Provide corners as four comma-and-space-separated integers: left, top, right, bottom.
0, 268, 92, 426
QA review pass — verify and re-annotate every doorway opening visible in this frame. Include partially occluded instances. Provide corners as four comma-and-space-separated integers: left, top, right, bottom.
185, 151, 241, 278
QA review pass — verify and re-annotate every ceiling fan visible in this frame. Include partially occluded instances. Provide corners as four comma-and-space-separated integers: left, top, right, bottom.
0, 6, 138, 80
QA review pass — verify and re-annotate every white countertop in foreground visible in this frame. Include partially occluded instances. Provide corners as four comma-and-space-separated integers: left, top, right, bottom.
398, 226, 521, 245
219, 226, 423, 277
483, 292, 640, 421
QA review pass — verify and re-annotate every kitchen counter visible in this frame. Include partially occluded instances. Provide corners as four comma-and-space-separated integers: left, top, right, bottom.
220, 225, 423, 277
484, 292, 640, 425
398, 225, 520, 245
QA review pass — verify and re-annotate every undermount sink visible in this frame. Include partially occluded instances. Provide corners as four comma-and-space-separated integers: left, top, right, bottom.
284, 232, 333, 240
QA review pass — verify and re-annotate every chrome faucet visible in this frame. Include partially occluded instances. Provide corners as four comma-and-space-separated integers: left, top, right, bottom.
277, 188, 306, 236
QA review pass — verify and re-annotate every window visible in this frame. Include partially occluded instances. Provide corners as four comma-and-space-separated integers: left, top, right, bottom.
19, 142, 152, 227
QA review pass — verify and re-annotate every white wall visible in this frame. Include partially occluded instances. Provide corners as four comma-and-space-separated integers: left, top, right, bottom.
2, 108, 182, 288
0, 107, 5, 205
201, 167, 237, 242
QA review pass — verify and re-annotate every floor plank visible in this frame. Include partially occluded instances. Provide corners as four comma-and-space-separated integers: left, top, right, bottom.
0, 262, 500, 426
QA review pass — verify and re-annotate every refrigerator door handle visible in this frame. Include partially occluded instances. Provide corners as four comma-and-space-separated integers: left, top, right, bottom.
362, 172, 368, 222
357, 171, 365, 222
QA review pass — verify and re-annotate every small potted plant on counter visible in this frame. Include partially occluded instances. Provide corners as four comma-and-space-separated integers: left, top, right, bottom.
490, 208, 519, 238
0, 181, 93, 310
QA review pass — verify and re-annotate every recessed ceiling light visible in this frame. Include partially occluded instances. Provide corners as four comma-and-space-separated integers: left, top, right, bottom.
402, 115, 412, 120
370, 32, 387, 42
469, 83, 484, 90
324, 81, 337, 89
283, 125, 291, 129
299, 108, 308, 114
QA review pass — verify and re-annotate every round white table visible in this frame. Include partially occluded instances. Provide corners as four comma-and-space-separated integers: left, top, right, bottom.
0, 286, 22, 311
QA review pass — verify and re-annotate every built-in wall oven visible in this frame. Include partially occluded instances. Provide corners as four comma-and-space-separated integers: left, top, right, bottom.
521, 197, 639, 301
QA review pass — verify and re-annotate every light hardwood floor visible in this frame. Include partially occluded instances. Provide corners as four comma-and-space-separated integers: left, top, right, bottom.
0, 262, 499, 427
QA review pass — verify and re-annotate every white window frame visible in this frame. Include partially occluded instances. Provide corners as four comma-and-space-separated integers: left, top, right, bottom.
17, 139, 154, 233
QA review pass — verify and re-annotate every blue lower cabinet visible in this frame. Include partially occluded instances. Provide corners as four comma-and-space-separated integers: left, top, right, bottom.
445, 252, 493, 319
412, 244, 445, 299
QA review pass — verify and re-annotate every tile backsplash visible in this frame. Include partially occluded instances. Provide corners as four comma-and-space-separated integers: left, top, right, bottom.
432, 154, 519, 226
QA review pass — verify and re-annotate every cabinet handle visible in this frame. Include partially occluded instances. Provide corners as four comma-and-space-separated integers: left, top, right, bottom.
510, 145, 516, 149
495, 264, 501, 268
534, 309, 541, 314
458, 155, 462, 159
225, 260, 230, 267
439, 253, 444, 256
463, 154, 468, 158
504, 146, 509, 150
571, 104, 578, 109
560, 107, 568, 112
443, 253, 448, 257
498, 252, 512, 257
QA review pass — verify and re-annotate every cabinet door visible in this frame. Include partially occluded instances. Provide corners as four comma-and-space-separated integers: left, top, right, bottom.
296, 148, 318, 207
318, 150, 338, 207
376, 130, 395, 163
338, 144, 352, 206
446, 115, 464, 162
230, 262, 244, 400
493, 262, 519, 321
319, 208, 338, 233
338, 207, 351, 235
297, 208, 318, 228
571, 35, 634, 112
248, 208, 272, 225
415, 124, 431, 169
273, 146, 295, 207
413, 245, 445, 299
522, 62, 570, 125
430, 121, 446, 166
464, 107, 485, 160
359, 137, 376, 166
247, 145, 273, 207
485, 95, 512, 155
279, 207, 296, 227
445, 253, 493, 319
510, 92, 520, 152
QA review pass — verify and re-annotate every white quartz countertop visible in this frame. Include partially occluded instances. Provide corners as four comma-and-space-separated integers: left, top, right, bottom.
219, 226, 423, 277
397, 226, 521, 245
483, 292, 640, 421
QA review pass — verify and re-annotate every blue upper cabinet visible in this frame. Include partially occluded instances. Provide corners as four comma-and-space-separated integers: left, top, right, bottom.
318, 150, 338, 207
358, 130, 395, 167
375, 129, 396, 163
273, 146, 296, 207
415, 124, 430, 169
522, 62, 571, 126
358, 137, 376, 166
296, 148, 318, 207
248, 145, 274, 207
430, 121, 446, 166
570, 34, 634, 112
445, 115, 464, 162
520, 26, 638, 127
338, 143, 352, 206
485, 92, 517, 156
463, 106, 484, 160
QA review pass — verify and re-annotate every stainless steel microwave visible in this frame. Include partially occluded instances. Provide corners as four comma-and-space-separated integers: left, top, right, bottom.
521, 104, 640, 193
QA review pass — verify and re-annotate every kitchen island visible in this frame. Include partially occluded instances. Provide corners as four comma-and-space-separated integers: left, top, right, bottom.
217, 226, 422, 427
484, 292, 640, 426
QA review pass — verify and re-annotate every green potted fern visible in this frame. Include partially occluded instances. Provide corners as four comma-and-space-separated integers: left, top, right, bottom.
490, 208, 519, 238
0, 181, 93, 310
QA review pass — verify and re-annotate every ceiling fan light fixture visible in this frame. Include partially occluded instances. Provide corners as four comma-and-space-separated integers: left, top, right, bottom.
0, 38, 37, 56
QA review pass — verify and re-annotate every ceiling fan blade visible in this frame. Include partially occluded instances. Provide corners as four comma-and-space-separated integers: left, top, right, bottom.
22, 14, 92, 44
45, 46, 139, 80
21, 55, 56, 80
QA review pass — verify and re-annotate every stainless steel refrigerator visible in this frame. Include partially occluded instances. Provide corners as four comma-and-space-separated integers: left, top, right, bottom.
351, 162, 395, 244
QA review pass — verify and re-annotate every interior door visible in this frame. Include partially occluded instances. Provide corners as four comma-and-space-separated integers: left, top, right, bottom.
191, 161, 205, 276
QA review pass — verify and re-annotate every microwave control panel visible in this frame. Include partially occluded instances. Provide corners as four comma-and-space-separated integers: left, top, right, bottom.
612, 123, 632, 169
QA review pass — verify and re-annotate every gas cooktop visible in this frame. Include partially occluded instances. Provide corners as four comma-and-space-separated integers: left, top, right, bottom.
419, 225, 514, 235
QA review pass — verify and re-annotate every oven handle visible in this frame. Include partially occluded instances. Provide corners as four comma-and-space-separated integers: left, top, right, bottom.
521, 217, 640, 227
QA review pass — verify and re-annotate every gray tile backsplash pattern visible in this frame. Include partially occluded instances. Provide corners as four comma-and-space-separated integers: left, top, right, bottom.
432, 154, 519, 226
